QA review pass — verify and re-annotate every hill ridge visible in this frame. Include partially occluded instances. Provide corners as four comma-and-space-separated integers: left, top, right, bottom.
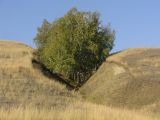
0, 40, 77, 109
80, 48, 160, 111
0, 40, 160, 115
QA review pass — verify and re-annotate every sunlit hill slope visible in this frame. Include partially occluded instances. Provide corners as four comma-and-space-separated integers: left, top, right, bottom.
80, 48, 160, 113
0, 40, 77, 108
0, 40, 159, 119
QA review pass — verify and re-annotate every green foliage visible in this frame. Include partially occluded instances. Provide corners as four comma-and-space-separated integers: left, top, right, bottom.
34, 8, 115, 86
34, 19, 51, 47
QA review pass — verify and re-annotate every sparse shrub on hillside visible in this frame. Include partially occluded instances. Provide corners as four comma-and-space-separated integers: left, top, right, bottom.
34, 8, 115, 86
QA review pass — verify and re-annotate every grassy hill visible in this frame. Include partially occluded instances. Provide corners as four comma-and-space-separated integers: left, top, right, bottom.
0, 40, 78, 109
0, 41, 159, 119
80, 48, 160, 111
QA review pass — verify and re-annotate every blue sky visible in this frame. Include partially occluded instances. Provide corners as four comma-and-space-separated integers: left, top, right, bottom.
0, 0, 160, 52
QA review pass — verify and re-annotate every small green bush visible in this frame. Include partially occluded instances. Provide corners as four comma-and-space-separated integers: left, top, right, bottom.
34, 8, 115, 86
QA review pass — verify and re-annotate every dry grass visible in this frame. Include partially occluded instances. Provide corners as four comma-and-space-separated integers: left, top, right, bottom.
0, 102, 158, 120
80, 48, 160, 110
0, 40, 77, 109
0, 41, 160, 119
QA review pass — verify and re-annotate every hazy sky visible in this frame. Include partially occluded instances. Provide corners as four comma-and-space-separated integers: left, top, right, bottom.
0, 0, 160, 52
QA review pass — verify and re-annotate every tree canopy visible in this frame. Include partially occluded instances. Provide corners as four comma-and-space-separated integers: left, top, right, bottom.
34, 8, 115, 86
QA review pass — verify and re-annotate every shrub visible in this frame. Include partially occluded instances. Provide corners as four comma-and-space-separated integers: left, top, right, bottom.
34, 8, 115, 86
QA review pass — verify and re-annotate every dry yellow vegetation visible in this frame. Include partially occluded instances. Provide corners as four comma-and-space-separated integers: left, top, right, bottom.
0, 40, 78, 109
0, 102, 159, 120
0, 40, 160, 120
80, 48, 160, 111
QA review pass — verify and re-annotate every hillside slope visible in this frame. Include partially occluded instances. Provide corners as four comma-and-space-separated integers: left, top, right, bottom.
0, 40, 77, 108
80, 48, 160, 111
0, 41, 160, 119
